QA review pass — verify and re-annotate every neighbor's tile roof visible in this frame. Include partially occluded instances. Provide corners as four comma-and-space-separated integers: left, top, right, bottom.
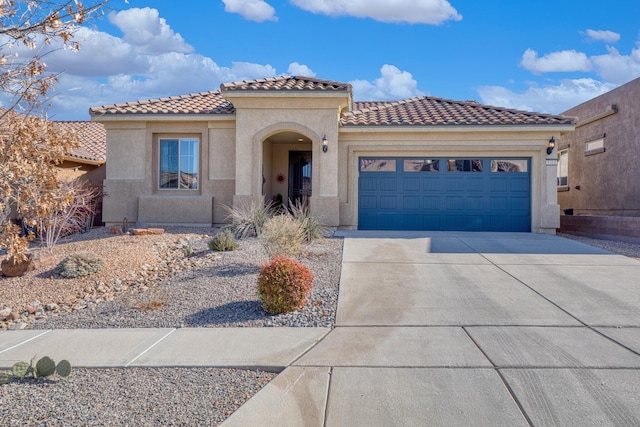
55, 121, 106, 163
221, 76, 351, 92
89, 91, 235, 116
345, 97, 575, 126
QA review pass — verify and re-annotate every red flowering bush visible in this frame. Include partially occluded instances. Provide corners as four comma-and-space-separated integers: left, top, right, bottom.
257, 256, 314, 314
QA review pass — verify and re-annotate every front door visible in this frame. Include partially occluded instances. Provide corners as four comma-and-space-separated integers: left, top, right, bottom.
289, 151, 312, 206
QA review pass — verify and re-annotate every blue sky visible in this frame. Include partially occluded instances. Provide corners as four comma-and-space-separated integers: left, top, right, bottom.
17, 0, 640, 120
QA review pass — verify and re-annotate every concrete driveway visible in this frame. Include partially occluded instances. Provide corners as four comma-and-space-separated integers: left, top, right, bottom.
226, 231, 640, 426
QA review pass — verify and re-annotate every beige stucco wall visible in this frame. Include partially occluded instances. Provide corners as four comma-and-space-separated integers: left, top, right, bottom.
559, 77, 640, 216
224, 92, 347, 226
100, 118, 236, 226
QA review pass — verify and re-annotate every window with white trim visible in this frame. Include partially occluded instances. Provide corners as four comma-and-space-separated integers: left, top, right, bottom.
557, 149, 568, 187
159, 138, 199, 189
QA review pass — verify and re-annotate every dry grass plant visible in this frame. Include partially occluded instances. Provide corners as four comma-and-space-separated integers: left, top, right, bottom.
259, 214, 306, 258
224, 199, 274, 239
288, 199, 326, 242
124, 287, 168, 312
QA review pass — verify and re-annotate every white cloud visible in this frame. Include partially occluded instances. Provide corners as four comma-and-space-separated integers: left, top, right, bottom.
350, 65, 425, 100
290, 0, 461, 24
477, 78, 617, 114
591, 44, 640, 84
585, 29, 621, 43
287, 62, 316, 77
521, 48, 592, 73
222, 0, 277, 22
108, 7, 193, 54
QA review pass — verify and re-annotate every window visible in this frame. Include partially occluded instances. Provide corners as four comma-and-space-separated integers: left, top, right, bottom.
491, 159, 528, 172
360, 159, 396, 172
159, 138, 199, 189
447, 159, 482, 172
557, 149, 568, 187
404, 159, 439, 172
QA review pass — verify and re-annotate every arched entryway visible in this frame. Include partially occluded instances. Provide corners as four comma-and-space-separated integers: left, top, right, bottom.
262, 131, 313, 207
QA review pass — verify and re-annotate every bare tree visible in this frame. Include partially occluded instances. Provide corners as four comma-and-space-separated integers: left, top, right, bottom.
0, 0, 109, 263
0, 0, 108, 116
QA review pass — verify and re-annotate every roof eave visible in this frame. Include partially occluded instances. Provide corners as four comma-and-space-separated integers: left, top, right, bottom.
339, 124, 576, 133
63, 155, 105, 166
90, 113, 236, 122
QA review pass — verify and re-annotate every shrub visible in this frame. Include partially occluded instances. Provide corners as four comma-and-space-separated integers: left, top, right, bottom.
224, 199, 274, 239
288, 199, 326, 242
257, 256, 314, 314
179, 237, 196, 257
55, 251, 105, 278
259, 214, 306, 258
208, 229, 238, 251
38, 179, 102, 252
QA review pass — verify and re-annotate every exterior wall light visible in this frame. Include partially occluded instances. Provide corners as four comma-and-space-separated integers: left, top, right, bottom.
547, 136, 556, 155
322, 135, 328, 153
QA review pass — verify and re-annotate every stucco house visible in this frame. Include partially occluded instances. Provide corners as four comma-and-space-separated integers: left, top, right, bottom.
558, 76, 640, 241
90, 76, 575, 233
54, 121, 106, 184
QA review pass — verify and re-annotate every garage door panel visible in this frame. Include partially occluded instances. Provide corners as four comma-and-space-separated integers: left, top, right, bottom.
423, 196, 441, 210
465, 196, 485, 211
402, 176, 421, 191
423, 177, 442, 191
380, 177, 398, 191
403, 195, 421, 210
358, 157, 530, 231
379, 195, 398, 209
360, 176, 378, 191
466, 176, 485, 192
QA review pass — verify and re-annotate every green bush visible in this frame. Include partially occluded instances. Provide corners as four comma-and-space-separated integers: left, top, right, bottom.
224, 199, 274, 239
55, 251, 105, 278
257, 256, 314, 314
259, 214, 306, 258
288, 199, 326, 241
208, 229, 238, 251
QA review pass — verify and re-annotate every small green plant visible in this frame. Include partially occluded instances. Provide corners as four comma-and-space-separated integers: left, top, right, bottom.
208, 229, 238, 251
257, 256, 314, 314
288, 199, 326, 242
55, 251, 105, 278
179, 237, 196, 257
259, 214, 306, 258
1, 356, 72, 384
224, 199, 275, 238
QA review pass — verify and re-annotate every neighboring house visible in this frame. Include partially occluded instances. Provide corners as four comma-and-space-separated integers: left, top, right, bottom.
558, 76, 640, 241
53, 121, 106, 184
90, 76, 575, 233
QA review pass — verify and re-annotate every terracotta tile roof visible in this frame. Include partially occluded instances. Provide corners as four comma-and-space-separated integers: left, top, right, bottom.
54, 121, 106, 163
221, 76, 351, 92
89, 91, 235, 116
344, 97, 575, 126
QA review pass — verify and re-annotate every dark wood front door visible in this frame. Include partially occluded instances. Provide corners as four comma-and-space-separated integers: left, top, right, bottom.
289, 151, 312, 206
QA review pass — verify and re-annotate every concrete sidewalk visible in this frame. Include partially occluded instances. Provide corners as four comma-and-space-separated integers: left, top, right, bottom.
2, 232, 640, 426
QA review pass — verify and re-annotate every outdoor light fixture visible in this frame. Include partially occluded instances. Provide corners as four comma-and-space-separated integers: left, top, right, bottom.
547, 136, 556, 155
322, 135, 328, 153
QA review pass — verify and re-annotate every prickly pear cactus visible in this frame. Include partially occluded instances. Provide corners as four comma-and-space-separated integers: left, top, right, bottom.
0, 372, 11, 385
56, 360, 72, 377
35, 356, 56, 377
12, 361, 30, 378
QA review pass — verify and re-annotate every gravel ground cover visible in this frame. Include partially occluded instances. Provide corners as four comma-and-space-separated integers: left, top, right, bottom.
1, 226, 342, 425
0, 367, 277, 426
3, 229, 639, 426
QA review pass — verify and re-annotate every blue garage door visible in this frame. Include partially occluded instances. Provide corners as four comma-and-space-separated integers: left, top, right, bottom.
358, 158, 531, 231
